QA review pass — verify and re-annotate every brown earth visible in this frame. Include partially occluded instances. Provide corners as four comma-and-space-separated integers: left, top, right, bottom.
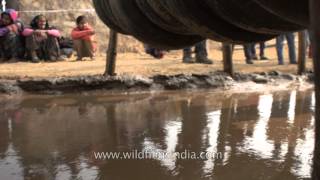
0, 43, 313, 79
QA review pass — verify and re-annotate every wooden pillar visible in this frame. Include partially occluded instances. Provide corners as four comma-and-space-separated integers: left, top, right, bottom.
310, 0, 320, 179
298, 31, 307, 75
104, 30, 118, 76
222, 43, 234, 77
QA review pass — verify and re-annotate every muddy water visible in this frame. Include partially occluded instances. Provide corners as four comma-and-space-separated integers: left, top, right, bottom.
0, 90, 315, 180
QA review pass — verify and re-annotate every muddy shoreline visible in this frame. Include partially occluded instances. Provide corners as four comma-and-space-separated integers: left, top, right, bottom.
0, 71, 314, 95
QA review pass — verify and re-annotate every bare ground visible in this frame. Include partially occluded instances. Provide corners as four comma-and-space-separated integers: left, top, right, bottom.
0, 45, 313, 79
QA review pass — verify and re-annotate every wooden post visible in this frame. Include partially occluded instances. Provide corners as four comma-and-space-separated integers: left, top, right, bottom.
222, 43, 234, 77
310, 0, 320, 179
104, 30, 118, 76
298, 31, 307, 75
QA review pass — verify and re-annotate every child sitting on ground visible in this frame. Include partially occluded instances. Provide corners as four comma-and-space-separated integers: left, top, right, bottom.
71, 15, 97, 61
0, 9, 24, 62
22, 14, 62, 63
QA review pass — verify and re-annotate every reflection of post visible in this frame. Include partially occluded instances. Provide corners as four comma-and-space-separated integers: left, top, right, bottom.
0, 115, 9, 156
105, 104, 118, 150
310, 0, 320, 179
176, 99, 208, 179
222, 43, 234, 77
104, 30, 118, 76
298, 31, 307, 75
269, 93, 290, 157
215, 97, 234, 161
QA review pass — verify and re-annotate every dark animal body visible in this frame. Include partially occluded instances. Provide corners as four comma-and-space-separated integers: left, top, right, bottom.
93, 0, 309, 49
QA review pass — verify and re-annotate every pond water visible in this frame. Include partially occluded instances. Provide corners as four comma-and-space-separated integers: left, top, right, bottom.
0, 89, 315, 180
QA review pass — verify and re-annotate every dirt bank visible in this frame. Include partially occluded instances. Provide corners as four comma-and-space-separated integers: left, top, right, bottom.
0, 70, 313, 94
0, 46, 314, 94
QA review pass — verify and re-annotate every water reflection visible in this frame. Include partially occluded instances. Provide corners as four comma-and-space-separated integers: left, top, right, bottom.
203, 110, 221, 175
241, 94, 274, 159
0, 90, 315, 180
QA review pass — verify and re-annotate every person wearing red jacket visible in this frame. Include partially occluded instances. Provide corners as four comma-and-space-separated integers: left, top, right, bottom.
71, 16, 97, 61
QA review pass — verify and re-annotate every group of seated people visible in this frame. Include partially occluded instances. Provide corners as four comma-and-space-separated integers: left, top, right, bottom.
1, 9, 307, 66
0, 9, 96, 63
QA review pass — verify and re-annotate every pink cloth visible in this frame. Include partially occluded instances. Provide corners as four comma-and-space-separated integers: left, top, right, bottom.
22, 28, 61, 37
22, 28, 33, 36
22, 28, 34, 36
0, 9, 20, 36
5, 9, 18, 22
0, 9, 18, 22
47, 29, 60, 37
71, 25, 94, 40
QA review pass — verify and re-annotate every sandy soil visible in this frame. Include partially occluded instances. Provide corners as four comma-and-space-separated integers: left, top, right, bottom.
0, 44, 313, 79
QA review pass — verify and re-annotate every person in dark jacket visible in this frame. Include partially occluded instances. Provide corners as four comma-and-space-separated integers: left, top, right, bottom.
22, 14, 62, 62
0, 9, 24, 61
